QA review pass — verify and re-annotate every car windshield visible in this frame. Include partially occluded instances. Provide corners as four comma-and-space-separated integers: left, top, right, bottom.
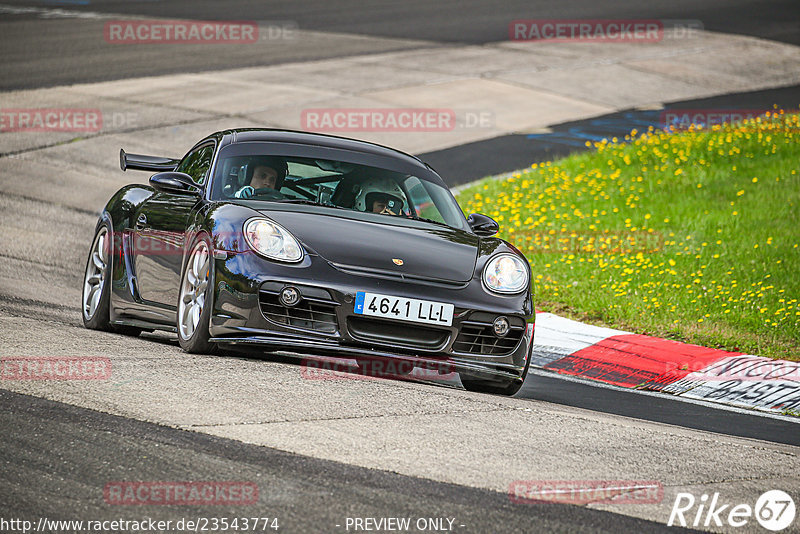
210, 154, 467, 230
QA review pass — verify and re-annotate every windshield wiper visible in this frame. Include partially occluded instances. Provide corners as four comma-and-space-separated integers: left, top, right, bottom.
275, 199, 346, 209
411, 216, 452, 228
275, 198, 319, 204
275, 199, 454, 227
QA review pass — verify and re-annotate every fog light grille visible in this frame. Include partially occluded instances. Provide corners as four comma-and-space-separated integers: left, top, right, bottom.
259, 283, 338, 334
453, 319, 524, 355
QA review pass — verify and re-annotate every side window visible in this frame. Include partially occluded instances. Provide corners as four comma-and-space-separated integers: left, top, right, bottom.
404, 176, 445, 223
176, 144, 214, 185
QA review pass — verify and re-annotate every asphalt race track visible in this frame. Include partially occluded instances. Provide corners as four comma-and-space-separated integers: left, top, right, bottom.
0, 0, 799, 90
1, 1, 799, 532
0, 390, 696, 533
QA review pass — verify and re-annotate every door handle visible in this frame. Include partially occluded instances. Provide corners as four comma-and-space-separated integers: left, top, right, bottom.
135, 213, 148, 230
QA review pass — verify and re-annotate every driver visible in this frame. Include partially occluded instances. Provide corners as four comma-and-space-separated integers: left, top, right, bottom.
234, 156, 288, 199
353, 177, 407, 215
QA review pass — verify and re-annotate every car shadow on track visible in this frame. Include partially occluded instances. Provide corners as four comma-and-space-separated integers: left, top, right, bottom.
130, 330, 529, 394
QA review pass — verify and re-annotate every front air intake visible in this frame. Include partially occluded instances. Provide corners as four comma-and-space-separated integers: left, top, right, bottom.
258, 283, 339, 335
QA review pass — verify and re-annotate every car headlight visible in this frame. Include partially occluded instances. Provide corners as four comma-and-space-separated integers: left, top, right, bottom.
483, 253, 529, 294
243, 218, 303, 262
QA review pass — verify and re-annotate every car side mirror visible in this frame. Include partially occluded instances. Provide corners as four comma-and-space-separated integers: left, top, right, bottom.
149, 172, 201, 196
467, 213, 499, 236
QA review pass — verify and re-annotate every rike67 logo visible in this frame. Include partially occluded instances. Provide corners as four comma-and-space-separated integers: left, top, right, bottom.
668, 490, 796, 531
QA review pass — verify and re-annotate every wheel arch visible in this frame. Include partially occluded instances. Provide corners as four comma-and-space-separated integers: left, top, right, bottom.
100, 184, 156, 320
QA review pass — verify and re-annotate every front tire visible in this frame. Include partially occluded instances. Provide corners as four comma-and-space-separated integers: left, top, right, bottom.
459, 374, 524, 396
459, 353, 531, 396
177, 235, 217, 354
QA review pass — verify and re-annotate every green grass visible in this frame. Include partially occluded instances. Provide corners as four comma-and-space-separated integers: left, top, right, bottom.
456, 111, 800, 360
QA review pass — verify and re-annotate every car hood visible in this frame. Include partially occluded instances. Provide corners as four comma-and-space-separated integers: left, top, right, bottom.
262, 209, 479, 282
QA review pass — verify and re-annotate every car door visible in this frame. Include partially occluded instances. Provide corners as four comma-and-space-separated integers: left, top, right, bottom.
133, 142, 214, 308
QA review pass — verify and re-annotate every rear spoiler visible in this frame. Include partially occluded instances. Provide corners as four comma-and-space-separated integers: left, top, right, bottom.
119, 148, 180, 172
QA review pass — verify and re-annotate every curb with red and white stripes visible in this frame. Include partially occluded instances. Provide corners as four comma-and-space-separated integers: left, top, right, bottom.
532, 313, 800, 415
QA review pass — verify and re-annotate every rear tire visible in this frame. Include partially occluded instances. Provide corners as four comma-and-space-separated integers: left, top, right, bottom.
82, 222, 144, 337
177, 235, 217, 354
82, 223, 113, 331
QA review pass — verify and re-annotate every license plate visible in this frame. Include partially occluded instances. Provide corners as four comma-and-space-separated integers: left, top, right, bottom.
354, 291, 454, 326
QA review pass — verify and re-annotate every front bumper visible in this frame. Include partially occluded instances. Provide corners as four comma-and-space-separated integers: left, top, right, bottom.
209, 250, 534, 381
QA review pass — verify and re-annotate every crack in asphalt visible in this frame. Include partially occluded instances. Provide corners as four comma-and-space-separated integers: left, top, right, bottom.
0, 294, 79, 315
185, 406, 516, 428
0, 114, 219, 158
0, 190, 100, 217
661, 474, 799, 487
0, 252, 82, 274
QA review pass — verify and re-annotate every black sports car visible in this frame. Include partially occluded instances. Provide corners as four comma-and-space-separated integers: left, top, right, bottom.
82, 129, 535, 395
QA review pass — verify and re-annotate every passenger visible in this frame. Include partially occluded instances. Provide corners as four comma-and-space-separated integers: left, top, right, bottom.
353, 178, 407, 215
